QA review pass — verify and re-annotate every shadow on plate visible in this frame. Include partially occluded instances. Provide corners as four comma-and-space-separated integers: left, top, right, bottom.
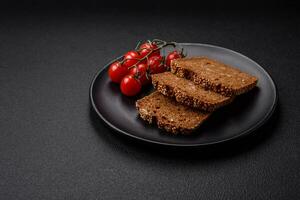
199, 87, 260, 135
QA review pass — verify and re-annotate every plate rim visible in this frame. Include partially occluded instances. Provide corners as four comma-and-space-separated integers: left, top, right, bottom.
89, 43, 278, 147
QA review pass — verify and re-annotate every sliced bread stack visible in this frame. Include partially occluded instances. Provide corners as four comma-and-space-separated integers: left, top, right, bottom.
136, 57, 258, 134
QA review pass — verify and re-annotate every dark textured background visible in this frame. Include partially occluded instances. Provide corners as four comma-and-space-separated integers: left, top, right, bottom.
0, 4, 299, 200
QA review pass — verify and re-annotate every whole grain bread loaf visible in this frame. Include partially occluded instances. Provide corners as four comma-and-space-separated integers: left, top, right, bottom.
136, 91, 211, 134
171, 57, 258, 96
152, 72, 234, 112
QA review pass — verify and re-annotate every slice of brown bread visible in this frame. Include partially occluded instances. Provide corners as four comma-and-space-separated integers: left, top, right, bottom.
152, 72, 234, 112
171, 57, 258, 96
136, 91, 211, 134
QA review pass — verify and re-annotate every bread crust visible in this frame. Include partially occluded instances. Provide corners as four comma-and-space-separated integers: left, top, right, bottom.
171, 57, 258, 96
152, 72, 234, 112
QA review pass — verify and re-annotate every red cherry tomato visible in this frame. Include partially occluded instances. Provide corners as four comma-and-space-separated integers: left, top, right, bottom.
129, 63, 151, 86
148, 55, 166, 74
108, 61, 128, 83
123, 51, 142, 68
139, 42, 160, 58
166, 50, 183, 67
120, 75, 142, 96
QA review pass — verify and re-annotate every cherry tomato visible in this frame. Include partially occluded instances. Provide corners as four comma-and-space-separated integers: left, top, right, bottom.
148, 55, 166, 74
139, 42, 160, 58
123, 51, 142, 68
120, 75, 142, 96
166, 50, 183, 67
129, 63, 151, 86
108, 61, 128, 83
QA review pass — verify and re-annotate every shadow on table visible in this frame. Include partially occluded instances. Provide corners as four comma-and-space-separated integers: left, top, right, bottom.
89, 101, 281, 161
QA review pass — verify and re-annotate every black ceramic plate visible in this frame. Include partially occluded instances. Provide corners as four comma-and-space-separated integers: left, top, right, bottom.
90, 43, 277, 146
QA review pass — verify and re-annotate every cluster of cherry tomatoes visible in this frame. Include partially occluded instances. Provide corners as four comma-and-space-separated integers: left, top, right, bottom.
108, 40, 184, 96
